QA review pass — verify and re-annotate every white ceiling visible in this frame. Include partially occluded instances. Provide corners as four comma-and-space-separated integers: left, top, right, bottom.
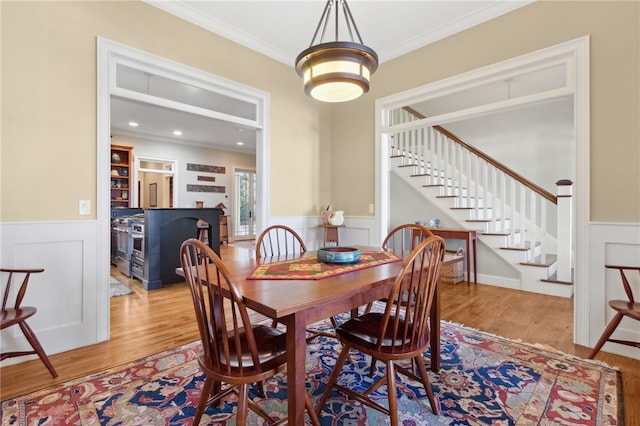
111, 0, 533, 152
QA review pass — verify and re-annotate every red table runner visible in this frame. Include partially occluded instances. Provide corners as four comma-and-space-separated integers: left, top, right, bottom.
247, 251, 401, 280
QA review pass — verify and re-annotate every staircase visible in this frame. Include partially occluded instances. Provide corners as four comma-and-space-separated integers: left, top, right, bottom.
387, 108, 574, 298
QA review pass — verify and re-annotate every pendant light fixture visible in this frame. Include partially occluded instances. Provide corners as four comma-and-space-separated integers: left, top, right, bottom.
295, 0, 378, 103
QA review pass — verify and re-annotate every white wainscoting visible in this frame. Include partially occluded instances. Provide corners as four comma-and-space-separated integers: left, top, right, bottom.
587, 222, 640, 359
265, 216, 378, 250
2, 217, 637, 368
0, 220, 106, 366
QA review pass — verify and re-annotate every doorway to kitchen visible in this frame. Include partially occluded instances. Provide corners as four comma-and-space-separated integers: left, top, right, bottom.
97, 38, 271, 341
234, 169, 257, 241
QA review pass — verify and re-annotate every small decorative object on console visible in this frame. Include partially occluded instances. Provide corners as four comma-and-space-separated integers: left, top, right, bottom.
328, 210, 344, 226
317, 246, 361, 264
429, 217, 441, 228
321, 204, 332, 225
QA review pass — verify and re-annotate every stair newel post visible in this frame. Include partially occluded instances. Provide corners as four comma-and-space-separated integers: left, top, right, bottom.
556, 180, 573, 282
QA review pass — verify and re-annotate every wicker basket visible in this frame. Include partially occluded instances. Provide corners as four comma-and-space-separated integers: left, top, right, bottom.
440, 248, 464, 284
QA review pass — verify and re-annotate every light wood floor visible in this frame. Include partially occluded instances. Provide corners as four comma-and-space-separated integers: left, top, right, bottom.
1, 242, 638, 424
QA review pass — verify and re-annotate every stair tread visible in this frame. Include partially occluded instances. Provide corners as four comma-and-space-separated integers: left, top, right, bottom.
398, 164, 417, 168
520, 254, 557, 267
500, 241, 541, 251
541, 270, 574, 285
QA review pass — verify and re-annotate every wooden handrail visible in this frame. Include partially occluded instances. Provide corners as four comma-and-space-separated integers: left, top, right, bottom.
403, 106, 557, 204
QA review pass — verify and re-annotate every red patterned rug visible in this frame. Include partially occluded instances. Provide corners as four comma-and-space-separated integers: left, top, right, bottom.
0, 316, 621, 425
247, 251, 401, 280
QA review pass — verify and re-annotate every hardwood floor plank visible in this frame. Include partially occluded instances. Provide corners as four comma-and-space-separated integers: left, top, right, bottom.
1, 242, 638, 424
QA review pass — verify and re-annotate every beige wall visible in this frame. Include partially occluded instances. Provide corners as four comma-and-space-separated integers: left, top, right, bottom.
2, 1, 639, 223
331, 0, 639, 221
1, 1, 331, 221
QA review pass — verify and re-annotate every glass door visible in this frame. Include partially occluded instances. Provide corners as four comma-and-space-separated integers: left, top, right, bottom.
234, 169, 256, 240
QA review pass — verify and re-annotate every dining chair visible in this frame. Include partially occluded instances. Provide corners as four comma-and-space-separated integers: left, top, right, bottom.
315, 235, 445, 425
180, 238, 319, 426
588, 264, 640, 359
256, 225, 340, 338
363, 223, 434, 315
1, 268, 58, 378
255, 224, 307, 261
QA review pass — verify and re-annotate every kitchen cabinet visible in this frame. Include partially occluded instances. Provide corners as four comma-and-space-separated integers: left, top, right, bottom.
111, 145, 132, 208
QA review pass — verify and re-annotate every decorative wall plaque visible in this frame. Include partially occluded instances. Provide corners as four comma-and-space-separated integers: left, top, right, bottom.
187, 184, 225, 193
197, 176, 216, 182
187, 163, 225, 174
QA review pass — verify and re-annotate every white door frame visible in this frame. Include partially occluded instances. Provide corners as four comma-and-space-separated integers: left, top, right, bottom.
375, 36, 590, 345
233, 168, 257, 241
96, 38, 270, 340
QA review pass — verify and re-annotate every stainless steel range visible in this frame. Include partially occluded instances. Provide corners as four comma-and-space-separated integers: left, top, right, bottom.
130, 218, 145, 280
113, 217, 133, 277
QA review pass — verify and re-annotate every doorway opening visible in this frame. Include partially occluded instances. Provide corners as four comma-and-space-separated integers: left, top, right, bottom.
375, 36, 589, 345
234, 169, 257, 241
97, 38, 271, 341
135, 157, 177, 208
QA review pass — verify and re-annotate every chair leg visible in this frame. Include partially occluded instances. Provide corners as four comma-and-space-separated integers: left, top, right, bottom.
315, 345, 352, 416
194, 376, 215, 425
588, 313, 624, 359
18, 321, 58, 378
236, 383, 249, 426
385, 361, 399, 426
305, 391, 321, 426
368, 356, 378, 377
414, 355, 438, 414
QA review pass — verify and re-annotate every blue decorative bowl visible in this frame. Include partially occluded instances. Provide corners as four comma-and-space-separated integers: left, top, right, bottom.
317, 247, 361, 264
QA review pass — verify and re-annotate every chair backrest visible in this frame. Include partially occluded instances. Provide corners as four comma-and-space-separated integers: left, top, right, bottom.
180, 238, 263, 375
377, 235, 445, 354
255, 225, 307, 262
607, 264, 640, 304
382, 224, 434, 259
1, 268, 45, 312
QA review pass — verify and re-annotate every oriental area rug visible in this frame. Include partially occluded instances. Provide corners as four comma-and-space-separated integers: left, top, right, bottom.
1, 318, 621, 425
247, 251, 400, 280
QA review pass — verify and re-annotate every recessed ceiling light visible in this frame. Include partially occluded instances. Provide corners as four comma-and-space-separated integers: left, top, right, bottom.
173, 130, 182, 136
128, 121, 139, 127
236, 141, 244, 146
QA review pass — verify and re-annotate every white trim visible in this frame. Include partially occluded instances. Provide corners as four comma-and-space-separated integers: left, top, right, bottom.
0, 220, 101, 358
375, 36, 590, 342
133, 155, 179, 209
97, 38, 270, 340
588, 222, 640, 359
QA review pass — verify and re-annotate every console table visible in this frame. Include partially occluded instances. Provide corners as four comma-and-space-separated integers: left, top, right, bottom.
319, 224, 345, 246
428, 227, 477, 283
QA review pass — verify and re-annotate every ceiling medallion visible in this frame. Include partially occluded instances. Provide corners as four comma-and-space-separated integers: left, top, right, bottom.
295, 0, 378, 103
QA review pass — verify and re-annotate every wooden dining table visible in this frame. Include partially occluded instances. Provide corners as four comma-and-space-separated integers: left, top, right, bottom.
177, 246, 448, 425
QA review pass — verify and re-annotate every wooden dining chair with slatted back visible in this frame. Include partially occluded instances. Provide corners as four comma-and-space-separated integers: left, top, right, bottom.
256, 225, 339, 338
363, 224, 433, 316
315, 235, 446, 425
255, 225, 307, 261
364, 223, 436, 375
589, 264, 640, 359
1, 268, 58, 378
180, 239, 319, 426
